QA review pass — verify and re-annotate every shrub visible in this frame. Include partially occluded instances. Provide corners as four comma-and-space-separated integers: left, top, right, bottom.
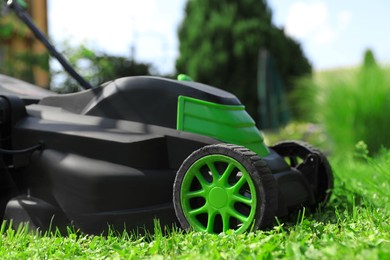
293, 60, 390, 154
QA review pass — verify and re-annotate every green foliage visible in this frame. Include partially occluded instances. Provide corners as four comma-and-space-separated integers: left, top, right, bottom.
0, 23, 13, 39
363, 48, 378, 68
293, 53, 390, 154
0, 5, 50, 86
52, 44, 152, 93
0, 49, 49, 84
176, 0, 311, 120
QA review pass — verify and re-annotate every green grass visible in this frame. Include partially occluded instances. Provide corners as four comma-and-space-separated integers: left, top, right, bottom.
1, 149, 389, 259
293, 65, 390, 154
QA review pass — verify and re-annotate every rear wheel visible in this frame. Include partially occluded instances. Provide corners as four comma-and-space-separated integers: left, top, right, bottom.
173, 144, 278, 234
270, 141, 333, 208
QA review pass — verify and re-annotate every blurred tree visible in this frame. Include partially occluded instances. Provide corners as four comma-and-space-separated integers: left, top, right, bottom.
362, 48, 378, 69
176, 0, 311, 121
52, 44, 152, 93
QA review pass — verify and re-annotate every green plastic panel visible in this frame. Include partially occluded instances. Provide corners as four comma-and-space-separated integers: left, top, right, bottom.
177, 96, 269, 157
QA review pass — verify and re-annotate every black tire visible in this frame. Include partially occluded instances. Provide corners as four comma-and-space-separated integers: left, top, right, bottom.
270, 141, 333, 208
173, 144, 278, 234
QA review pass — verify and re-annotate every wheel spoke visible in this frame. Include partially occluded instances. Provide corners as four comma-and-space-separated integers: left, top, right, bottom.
231, 175, 247, 191
221, 211, 230, 232
194, 171, 211, 189
229, 209, 248, 223
289, 156, 298, 167
206, 211, 217, 233
232, 194, 253, 206
184, 189, 206, 199
206, 162, 220, 182
188, 204, 208, 216
220, 163, 235, 184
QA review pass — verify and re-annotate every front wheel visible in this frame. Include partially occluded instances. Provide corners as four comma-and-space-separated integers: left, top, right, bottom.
173, 144, 278, 234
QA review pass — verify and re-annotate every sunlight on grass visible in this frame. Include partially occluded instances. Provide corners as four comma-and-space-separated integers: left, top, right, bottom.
331, 143, 390, 208
293, 64, 390, 154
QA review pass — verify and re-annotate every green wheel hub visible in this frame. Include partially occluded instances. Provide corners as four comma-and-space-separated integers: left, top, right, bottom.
180, 154, 257, 234
209, 187, 227, 208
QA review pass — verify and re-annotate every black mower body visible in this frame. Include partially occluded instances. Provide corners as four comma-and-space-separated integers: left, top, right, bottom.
0, 76, 329, 234
0, 0, 332, 234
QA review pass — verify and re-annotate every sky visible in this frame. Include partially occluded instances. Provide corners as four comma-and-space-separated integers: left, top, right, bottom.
48, 0, 390, 75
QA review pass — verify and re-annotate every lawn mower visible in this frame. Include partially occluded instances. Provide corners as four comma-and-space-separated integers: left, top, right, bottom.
0, 0, 333, 234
